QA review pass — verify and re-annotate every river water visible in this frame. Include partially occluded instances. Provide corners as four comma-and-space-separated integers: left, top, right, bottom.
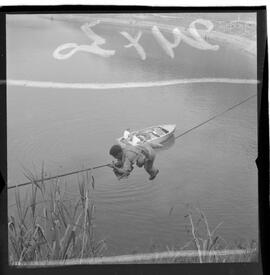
7, 14, 258, 256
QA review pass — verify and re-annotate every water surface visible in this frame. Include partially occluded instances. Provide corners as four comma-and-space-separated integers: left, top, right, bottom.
7, 15, 257, 256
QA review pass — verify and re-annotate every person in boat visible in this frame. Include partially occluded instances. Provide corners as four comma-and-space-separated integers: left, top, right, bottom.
108, 143, 159, 180
123, 128, 141, 146
123, 128, 131, 139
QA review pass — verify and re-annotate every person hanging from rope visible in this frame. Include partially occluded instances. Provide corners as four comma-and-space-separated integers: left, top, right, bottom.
108, 143, 159, 180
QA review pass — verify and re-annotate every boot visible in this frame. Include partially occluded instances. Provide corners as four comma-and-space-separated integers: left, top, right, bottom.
149, 169, 159, 180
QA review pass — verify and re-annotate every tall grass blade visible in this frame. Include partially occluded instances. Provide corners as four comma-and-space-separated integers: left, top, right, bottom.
72, 212, 83, 235
72, 199, 81, 223
8, 230, 20, 261
52, 223, 61, 260
8, 217, 17, 236
40, 161, 46, 196
15, 188, 29, 228
211, 222, 223, 237
30, 183, 38, 219
187, 212, 202, 263
60, 224, 72, 259
209, 236, 220, 251
57, 202, 67, 228
93, 239, 107, 256
61, 227, 75, 260
15, 189, 22, 222
80, 181, 89, 260
78, 178, 85, 207
91, 175, 95, 190
22, 166, 43, 195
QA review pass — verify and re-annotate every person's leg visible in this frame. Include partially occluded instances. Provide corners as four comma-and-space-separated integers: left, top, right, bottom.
144, 158, 159, 180
139, 143, 159, 179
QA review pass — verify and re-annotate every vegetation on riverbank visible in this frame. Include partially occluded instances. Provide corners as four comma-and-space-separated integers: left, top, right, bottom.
8, 168, 257, 265
8, 167, 106, 265
148, 206, 257, 264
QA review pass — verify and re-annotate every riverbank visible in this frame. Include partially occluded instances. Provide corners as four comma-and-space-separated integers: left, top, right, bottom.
14, 248, 257, 266
7, 13, 256, 57
40, 13, 256, 56
8, 170, 258, 265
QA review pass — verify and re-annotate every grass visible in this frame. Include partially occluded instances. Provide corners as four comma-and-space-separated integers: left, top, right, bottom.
8, 167, 106, 265
8, 167, 257, 265
147, 206, 258, 263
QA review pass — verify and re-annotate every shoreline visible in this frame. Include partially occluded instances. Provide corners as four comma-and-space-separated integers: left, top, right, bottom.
11, 249, 258, 266
7, 14, 256, 57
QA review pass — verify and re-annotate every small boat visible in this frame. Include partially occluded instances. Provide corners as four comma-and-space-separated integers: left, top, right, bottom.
117, 124, 176, 147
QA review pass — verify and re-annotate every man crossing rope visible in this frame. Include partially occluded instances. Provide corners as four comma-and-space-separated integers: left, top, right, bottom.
108, 143, 159, 180
8, 94, 256, 190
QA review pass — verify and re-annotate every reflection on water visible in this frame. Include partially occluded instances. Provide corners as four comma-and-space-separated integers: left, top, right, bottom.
7, 15, 258, 256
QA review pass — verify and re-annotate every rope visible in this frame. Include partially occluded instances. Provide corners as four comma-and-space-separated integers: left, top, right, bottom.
7, 93, 256, 191
175, 94, 256, 140
7, 163, 110, 190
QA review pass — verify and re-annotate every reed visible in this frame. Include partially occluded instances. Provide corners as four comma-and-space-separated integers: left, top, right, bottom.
8, 168, 257, 264
179, 206, 257, 263
8, 168, 106, 265
147, 205, 257, 263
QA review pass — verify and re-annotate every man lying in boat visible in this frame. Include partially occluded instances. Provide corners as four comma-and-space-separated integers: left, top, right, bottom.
108, 143, 159, 180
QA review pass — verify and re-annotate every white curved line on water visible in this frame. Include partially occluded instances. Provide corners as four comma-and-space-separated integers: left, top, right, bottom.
6, 78, 259, 89
15, 249, 256, 265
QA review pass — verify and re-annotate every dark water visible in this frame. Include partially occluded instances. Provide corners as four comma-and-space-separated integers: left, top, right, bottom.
7, 15, 257, 256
